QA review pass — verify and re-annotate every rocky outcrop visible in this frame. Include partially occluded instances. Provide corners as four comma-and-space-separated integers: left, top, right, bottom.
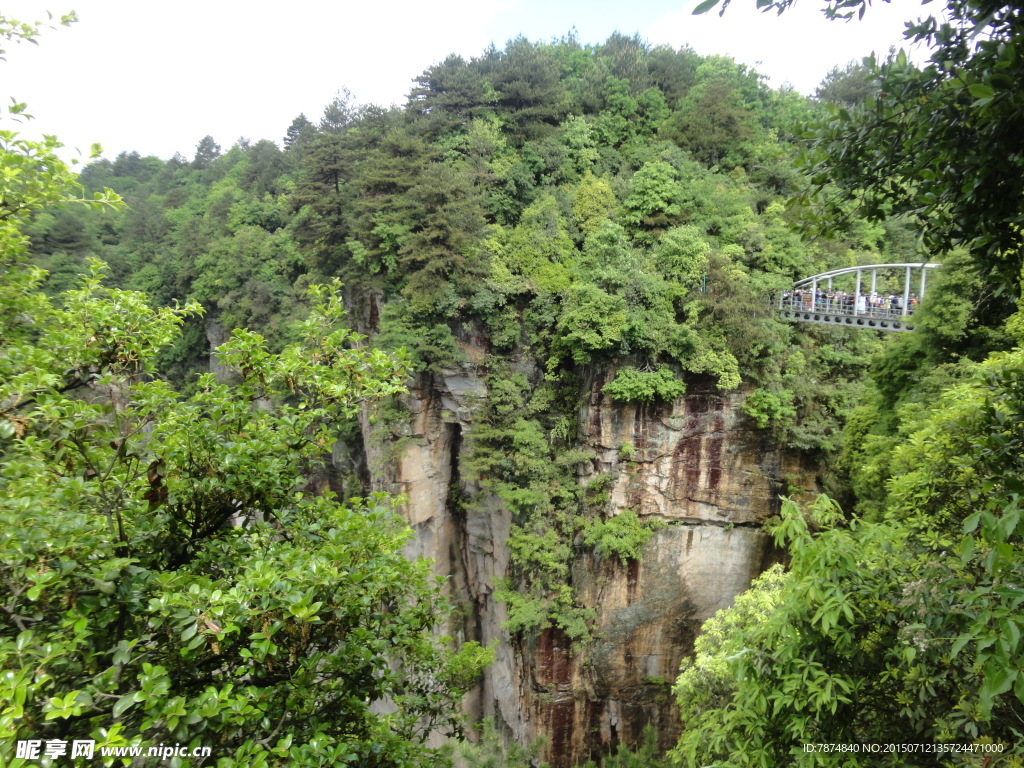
363, 365, 816, 766
585, 373, 808, 525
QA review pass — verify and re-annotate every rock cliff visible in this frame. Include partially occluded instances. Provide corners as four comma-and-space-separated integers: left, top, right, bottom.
361, 363, 816, 766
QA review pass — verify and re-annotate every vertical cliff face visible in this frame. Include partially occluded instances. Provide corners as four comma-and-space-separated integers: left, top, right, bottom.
362, 364, 816, 766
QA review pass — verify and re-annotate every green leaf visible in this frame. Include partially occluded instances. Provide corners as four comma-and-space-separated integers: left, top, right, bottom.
692, 0, 720, 14
983, 661, 1017, 697
968, 83, 996, 99
950, 633, 972, 658
1002, 619, 1021, 653
963, 511, 982, 533
112, 693, 137, 719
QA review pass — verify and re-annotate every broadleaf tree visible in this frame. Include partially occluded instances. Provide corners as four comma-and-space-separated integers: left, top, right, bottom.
0, 16, 489, 768
696, 0, 1024, 293
670, 0, 1024, 762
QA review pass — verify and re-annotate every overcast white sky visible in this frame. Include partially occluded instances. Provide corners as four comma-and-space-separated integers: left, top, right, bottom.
3, 0, 930, 162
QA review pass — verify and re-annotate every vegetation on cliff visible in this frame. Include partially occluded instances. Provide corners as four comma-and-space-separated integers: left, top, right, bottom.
674, 346, 1024, 764
668, 0, 1024, 762
1, 16, 488, 767
9, 0, 1024, 763
27, 32, 911, 648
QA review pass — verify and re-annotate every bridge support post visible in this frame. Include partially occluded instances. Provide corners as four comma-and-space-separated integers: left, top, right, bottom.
920, 265, 928, 301
855, 269, 862, 316
903, 266, 911, 316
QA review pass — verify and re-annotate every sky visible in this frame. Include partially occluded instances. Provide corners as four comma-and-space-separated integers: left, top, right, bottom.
2, 0, 930, 162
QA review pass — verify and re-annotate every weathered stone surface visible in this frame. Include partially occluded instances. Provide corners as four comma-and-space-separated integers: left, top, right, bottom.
584, 374, 806, 526
360, 366, 815, 766
205, 319, 231, 381
559, 524, 785, 758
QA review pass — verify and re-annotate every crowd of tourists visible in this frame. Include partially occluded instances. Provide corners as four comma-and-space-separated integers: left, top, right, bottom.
780, 289, 921, 318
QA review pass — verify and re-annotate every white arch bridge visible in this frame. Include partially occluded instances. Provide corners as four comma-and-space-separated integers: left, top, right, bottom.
777, 263, 942, 332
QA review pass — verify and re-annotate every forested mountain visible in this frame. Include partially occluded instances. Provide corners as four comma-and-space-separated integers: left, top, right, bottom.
35, 35, 911, 443
7, 20, 1024, 768
28, 33, 912, 669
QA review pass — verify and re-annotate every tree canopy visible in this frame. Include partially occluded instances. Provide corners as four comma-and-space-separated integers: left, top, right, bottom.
667, 1, 1024, 762
14, 26, 914, 661
1, 16, 487, 767
697, 0, 1024, 293
14, 12, 1018, 764
673, 345, 1024, 764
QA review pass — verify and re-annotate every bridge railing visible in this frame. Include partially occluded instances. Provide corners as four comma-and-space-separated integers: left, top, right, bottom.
778, 295, 919, 321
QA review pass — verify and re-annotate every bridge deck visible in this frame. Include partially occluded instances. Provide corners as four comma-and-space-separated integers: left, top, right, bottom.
778, 298, 917, 332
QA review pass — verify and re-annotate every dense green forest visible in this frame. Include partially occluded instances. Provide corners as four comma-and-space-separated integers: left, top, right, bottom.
28, 34, 918, 642
4, 1, 1024, 764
